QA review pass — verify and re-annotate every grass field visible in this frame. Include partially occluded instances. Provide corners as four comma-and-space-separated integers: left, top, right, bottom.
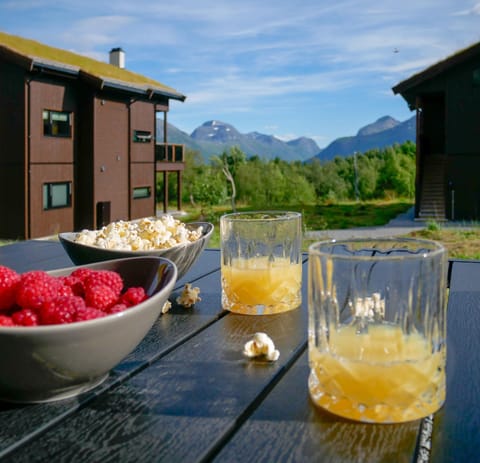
182, 200, 414, 249
409, 226, 480, 260
4, 199, 478, 260
183, 200, 480, 260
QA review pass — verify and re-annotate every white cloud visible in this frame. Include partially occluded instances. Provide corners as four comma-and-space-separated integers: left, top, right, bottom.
1, 0, 479, 145
453, 2, 480, 15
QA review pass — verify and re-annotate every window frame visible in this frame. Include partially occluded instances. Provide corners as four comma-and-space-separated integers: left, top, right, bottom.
133, 130, 152, 143
43, 109, 72, 138
132, 186, 151, 199
43, 181, 72, 210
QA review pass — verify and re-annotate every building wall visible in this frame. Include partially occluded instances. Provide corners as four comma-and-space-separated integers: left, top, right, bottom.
27, 79, 75, 237
29, 164, 74, 237
130, 101, 155, 219
446, 60, 480, 155
444, 59, 480, 219
0, 60, 27, 238
409, 56, 480, 220
74, 86, 94, 230
92, 96, 129, 226
0, 56, 172, 238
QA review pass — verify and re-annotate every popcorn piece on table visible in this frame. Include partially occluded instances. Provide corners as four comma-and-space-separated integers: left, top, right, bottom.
243, 332, 280, 362
176, 283, 201, 308
161, 300, 172, 314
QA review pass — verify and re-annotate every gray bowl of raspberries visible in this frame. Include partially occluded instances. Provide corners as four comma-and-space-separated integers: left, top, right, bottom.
0, 256, 177, 403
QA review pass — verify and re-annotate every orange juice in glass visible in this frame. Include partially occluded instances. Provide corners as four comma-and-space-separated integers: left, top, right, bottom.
220, 211, 302, 315
308, 238, 447, 423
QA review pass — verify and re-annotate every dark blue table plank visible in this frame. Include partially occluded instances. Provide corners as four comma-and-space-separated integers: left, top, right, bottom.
1, 261, 309, 462
213, 350, 421, 463
0, 240, 73, 272
0, 247, 224, 458
3, 246, 478, 462
429, 261, 480, 463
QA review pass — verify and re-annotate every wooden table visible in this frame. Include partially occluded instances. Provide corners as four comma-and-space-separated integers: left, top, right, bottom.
0, 240, 478, 462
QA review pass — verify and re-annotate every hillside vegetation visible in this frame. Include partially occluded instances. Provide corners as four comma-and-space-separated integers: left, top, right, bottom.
158, 141, 417, 216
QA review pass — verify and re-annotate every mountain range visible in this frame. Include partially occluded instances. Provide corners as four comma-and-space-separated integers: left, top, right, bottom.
157, 115, 416, 162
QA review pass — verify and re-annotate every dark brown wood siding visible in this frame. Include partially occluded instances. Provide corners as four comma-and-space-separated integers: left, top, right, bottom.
29, 164, 74, 237
0, 61, 27, 238
129, 101, 155, 219
74, 86, 94, 230
27, 79, 75, 237
130, 163, 155, 219
93, 97, 129, 224
130, 101, 155, 163
28, 79, 76, 163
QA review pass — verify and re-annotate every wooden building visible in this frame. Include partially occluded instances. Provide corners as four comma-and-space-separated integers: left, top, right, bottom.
0, 31, 186, 239
393, 41, 480, 221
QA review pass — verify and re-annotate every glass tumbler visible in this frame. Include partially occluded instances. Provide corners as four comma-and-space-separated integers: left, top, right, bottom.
220, 211, 302, 315
308, 238, 447, 423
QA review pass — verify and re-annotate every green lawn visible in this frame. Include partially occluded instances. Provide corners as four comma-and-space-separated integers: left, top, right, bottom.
182, 200, 414, 249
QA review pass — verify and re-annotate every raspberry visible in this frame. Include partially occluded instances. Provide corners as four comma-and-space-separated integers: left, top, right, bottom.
120, 287, 148, 307
59, 275, 84, 296
57, 284, 75, 297
70, 268, 95, 282
0, 315, 15, 326
75, 306, 105, 322
84, 284, 118, 311
106, 303, 128, 314
12, 308, 39, 326
0, 265, 21, 310
85, 270, 123, 296
16, 271, 63, 310
39, 295, 86, 325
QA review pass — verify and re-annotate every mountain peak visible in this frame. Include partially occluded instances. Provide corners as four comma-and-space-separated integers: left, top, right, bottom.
314, 115, 416, 162
157, 115, 415, 163
357, 116, 400, 137
191, 120, 241, 142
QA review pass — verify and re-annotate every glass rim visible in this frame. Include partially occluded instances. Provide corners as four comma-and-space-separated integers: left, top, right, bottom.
308, 237, 446, 260
220, 210, 301, 222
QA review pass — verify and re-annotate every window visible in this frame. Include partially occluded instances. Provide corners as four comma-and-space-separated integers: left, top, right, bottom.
133, 186, 151, 199
43, 110, 72, 137
43, 182, 72, 210
133, 130, 152, 143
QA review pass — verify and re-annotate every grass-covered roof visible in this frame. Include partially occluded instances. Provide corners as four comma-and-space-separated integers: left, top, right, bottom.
0, 31, 185, 101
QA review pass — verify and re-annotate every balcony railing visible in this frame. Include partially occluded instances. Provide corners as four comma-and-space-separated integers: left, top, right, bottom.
155, 143, 185, 163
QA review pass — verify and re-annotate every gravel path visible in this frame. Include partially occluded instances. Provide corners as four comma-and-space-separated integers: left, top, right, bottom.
304, 207, 426, 240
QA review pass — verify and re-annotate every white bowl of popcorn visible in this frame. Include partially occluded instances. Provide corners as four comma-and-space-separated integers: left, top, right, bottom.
59, 216, 214, 280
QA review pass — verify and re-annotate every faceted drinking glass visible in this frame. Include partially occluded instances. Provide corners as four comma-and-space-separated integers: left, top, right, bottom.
308, 238, 448, 423
220, 211, 302, 315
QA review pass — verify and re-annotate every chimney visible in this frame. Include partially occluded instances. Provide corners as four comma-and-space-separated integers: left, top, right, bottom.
109, 47, 125, 69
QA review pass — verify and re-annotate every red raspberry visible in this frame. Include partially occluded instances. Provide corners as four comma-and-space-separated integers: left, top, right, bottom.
0, 315, 14, 326
0, 265, 21, 310
57, 284, 74, 297
85, 270, 123, 296
39, 295, 86, 325
12, 308, 39, 326
59, 275, 84, 296
16, 271, 63, 310
120, 287, 148, 307
106, 303, 128, 314
70, 268, 95, 282
84, 284, 118, 311
75, 306, 105, 322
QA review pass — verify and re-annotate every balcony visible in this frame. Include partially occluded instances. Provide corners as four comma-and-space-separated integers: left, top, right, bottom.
155, 142, 185, 213
155, 142, 185, 172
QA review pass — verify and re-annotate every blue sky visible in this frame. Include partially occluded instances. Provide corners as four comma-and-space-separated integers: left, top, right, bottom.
1, 0, 479, 148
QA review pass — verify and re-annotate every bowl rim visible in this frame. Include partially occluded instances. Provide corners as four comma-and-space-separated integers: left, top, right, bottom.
0, 256, 177, 334
58, 221, 214, 255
